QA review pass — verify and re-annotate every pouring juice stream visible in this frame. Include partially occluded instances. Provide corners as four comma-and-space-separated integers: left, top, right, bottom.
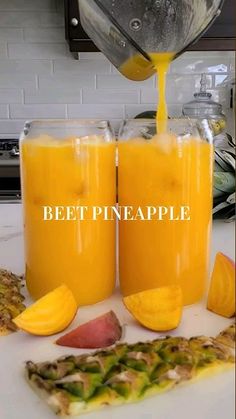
149, 52, 175, 132
120, 52, 174, 131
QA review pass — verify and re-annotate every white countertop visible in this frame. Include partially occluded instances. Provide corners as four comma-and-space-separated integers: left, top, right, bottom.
0, 203, 235, 419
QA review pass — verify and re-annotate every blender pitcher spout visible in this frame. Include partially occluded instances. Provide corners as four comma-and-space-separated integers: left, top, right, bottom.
78, 0, 224, 81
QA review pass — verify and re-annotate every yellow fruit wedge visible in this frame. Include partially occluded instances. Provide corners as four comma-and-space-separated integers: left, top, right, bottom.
13, 284, 77, 336
123, 285, 183, 331
207, 252, 235, 318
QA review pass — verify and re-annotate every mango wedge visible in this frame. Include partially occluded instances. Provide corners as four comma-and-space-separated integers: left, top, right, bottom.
207, 252, 235, 318
123, 286, 183, 331
13, 284, 77, 336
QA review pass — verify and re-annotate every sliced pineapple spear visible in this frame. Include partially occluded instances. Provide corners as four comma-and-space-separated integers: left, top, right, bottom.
26, 324, 235, 416
0, 269, 25, 335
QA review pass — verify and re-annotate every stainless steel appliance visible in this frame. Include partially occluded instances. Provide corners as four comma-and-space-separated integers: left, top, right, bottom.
0, 139, 21, 201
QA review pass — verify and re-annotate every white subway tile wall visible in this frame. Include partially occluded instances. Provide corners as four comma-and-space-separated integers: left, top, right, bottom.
0, 0, 235, 137
10, 104, 66, 119
0, 104, 8, 118
0, 43, 7, 58
0, 89, 23, 103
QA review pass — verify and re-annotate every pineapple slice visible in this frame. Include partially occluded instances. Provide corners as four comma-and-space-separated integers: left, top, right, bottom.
207, 252, 235, 318
123, 286, 183, 331
13, 284, 77, 336
0, 269, 25, 335
25, 324, 235, 416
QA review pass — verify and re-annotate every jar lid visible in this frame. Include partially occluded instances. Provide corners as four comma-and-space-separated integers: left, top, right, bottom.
182, 74, 224, 118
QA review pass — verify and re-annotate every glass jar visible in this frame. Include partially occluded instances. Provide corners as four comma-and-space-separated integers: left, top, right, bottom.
182, 74, 226, 136
118, 118, 214, 305
20, 120, 116, 305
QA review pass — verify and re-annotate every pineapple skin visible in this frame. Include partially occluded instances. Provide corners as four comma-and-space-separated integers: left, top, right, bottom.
26, 324, 235, 416
0, 269, 25, 334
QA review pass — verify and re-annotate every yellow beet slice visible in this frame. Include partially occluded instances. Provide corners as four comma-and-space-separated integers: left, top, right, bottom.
207, 252, 235, 318
13, 284, 77, 336
123, 286, 183, 331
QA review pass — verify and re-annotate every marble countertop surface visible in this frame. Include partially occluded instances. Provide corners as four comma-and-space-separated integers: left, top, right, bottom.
0, 203, 235, 419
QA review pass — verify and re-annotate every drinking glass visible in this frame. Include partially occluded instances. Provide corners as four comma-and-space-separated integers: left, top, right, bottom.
118, 118, 214, 305
20, 119, 116, 305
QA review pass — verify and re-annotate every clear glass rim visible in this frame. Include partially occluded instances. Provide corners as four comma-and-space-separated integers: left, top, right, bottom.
121, 117, 209, 125
118, 117, 214, 144
23, 119, 111, 129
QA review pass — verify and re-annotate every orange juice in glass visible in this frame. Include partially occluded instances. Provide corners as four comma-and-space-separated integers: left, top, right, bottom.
118, 119, 213, 305
20, 120, 116, 305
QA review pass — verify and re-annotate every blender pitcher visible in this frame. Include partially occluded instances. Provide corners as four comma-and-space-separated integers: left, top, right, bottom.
78, 0, 224, 80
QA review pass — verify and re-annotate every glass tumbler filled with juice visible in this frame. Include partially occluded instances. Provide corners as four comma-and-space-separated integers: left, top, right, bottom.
20, 120, 116, 305
118, 119, 214, 305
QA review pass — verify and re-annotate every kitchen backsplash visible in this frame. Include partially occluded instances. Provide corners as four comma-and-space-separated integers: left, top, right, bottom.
0, 0, 235, 137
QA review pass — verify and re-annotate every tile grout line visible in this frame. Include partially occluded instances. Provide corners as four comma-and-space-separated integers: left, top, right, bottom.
22, 28, 26, 42
7, 104, 10, 119
35, 75, 39, 90
5, 42, 10, 59
65, 104, 68, 119
51, 60, 55, 75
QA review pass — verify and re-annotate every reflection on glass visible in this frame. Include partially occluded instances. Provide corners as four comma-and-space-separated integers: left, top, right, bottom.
118, 119, 214, 305
20, 120, 116, 306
